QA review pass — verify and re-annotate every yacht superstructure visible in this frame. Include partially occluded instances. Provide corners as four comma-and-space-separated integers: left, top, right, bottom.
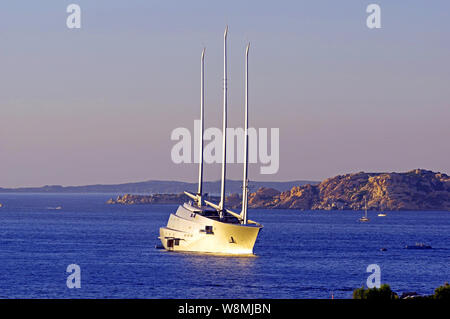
159, 27, 262, 255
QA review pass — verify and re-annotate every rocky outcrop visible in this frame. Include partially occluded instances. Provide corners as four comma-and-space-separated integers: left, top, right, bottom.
107, 193, 204, 205
249, 169, 450, 211
108, 193, 232, 206
247, 187, 282, 208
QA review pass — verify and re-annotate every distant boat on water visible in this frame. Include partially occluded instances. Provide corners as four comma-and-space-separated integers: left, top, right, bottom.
47, 206, 62, 210
378, 212, 387, 217
359, 197, 370, 222
0, 203, 3, 208
405, 243, 432, 250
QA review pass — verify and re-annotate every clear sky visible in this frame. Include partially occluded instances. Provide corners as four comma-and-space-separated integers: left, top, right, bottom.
1, 1, 449, 187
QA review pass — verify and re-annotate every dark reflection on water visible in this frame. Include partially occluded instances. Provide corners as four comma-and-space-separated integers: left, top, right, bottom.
0, 193, 449, 299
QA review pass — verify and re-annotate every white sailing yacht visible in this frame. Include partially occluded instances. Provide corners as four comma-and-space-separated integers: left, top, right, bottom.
359, 197, 370, 222
159, 27, 263, 255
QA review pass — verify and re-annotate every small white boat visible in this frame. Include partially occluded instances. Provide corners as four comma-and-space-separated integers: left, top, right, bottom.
378, 212, 387, 217
47, 206, 62, 210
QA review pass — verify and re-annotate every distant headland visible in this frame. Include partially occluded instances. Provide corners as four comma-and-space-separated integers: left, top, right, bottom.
107, 169, 450, 211
0, 180, 315, 195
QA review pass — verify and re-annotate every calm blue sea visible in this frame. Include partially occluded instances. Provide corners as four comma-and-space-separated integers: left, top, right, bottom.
0, 193, 448, 299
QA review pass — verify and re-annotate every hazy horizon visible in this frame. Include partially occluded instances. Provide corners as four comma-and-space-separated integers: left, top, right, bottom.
2, 167, 446, 189
2, 1, 450, 188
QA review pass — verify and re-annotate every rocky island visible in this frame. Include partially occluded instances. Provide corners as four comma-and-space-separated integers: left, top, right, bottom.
107, 193, 220, 205
107, 169, 450, 211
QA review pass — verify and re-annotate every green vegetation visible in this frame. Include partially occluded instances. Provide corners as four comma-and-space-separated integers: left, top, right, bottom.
433, 282, 450, 300
352, 284, 398, 300
353, 282, 450, 300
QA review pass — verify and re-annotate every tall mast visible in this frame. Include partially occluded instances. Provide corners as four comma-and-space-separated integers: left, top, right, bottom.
197, 48, 205, 207
219, 26, 228, 218
365, 196, 367, 217
241, 43, 250, 224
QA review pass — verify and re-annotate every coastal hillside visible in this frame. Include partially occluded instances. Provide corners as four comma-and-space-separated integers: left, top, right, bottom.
108, 169, 450, 211
246, 169, 450, 211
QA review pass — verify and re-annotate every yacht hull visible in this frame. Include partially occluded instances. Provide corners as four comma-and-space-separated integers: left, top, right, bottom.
159, 204, 262, 255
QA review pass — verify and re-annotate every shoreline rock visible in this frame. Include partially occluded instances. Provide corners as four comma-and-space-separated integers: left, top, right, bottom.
257, 169, 450, 211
